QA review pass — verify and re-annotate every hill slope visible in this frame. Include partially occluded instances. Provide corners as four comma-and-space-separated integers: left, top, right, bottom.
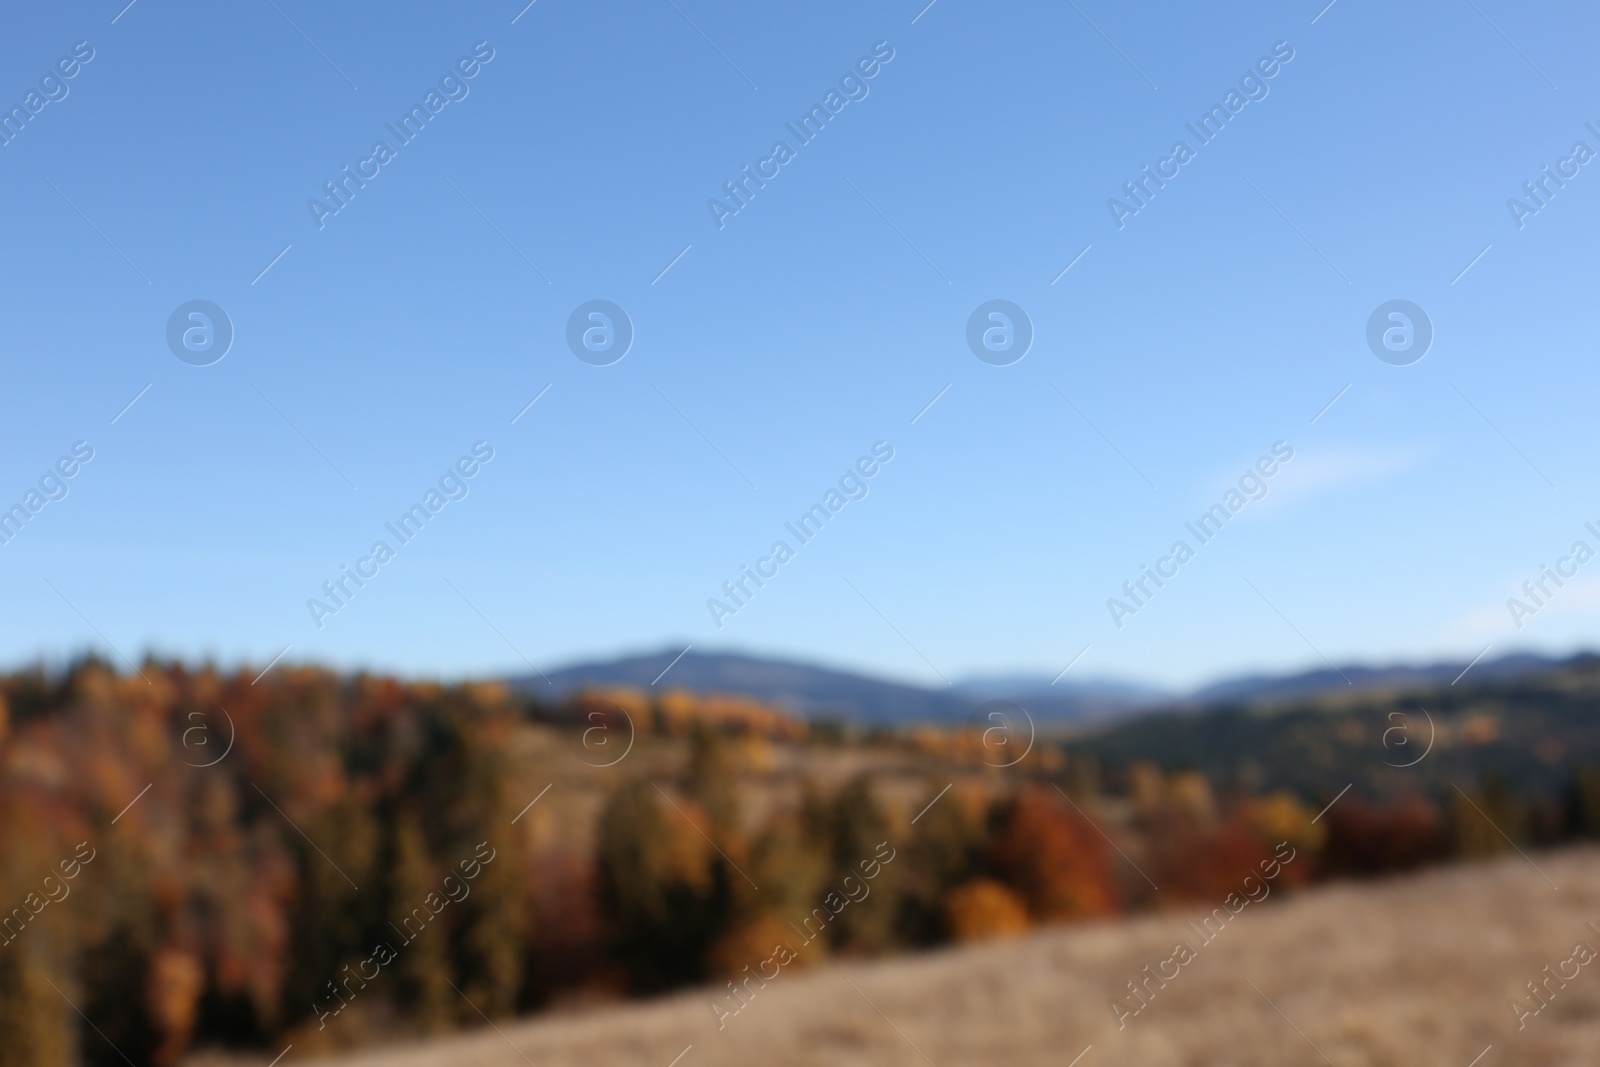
203, 848, 1600, 1066
1069, 653, 1600, 805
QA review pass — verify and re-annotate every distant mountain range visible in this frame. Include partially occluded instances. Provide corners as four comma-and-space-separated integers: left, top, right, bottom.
519, 647, 971, 723
1183, 652, 1569, 707
508, 647, 1576, 727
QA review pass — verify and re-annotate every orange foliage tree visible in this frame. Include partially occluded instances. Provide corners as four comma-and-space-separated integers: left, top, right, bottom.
987, 787, 1119, 922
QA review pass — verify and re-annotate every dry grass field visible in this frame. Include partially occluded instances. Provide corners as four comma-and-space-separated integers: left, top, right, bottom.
200, 848, 1600, 1067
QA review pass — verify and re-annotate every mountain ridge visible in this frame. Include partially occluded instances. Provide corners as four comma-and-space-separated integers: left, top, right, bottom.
508, 647, 1579, 726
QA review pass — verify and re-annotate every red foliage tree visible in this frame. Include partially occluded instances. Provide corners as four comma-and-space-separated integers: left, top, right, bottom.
988, 788, 1119, 922
1320, 796, 1447, 877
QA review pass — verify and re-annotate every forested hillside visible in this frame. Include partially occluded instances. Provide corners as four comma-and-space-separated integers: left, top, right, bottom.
2, 657, 1598, 1064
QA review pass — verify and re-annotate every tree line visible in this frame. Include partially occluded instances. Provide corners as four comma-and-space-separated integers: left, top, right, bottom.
0, 658, 1594, 1064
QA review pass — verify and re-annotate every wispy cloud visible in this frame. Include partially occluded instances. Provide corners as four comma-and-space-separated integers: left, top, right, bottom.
1253, 444, 1431, 513
1442, 575, 1600, 643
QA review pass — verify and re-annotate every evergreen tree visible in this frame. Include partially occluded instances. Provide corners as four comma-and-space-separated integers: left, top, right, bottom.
0, 941, 73, 1067
824, 777, 900, 954
683, 724, 740, 839
78, 838, 161, 1067
280, 792, 380, 1031
898, 782, 981, 945
596, 779, 725, 992
0, 825, 76, 1067
387, 812, 454, 1033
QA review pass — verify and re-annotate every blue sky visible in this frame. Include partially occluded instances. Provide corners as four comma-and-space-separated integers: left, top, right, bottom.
0, 0, 1596, 691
